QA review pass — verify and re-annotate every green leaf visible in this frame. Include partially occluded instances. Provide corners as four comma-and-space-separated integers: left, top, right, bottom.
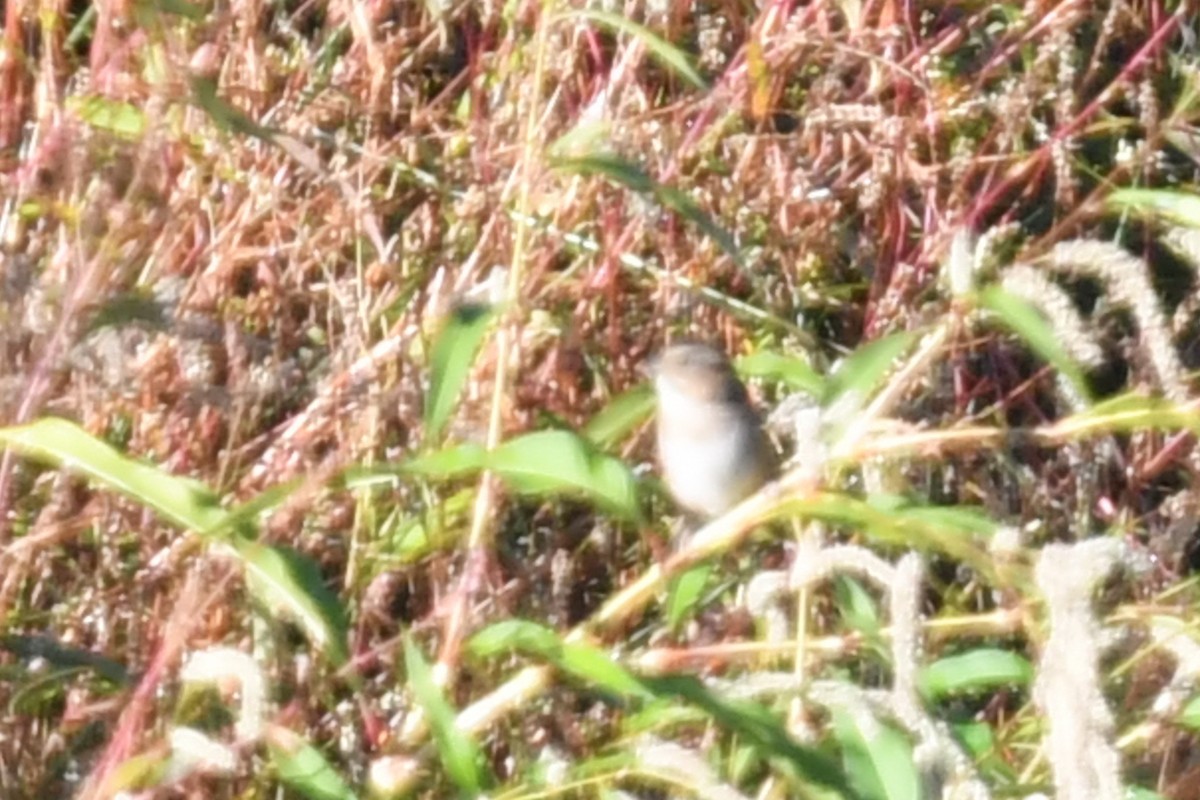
560, 9, 707, 90
773, 493, 995, 572
1177, 694, 1200, 730
267, 725, 357, 800
0, 418, 227, 533
666, 564, 712, 631
489, 430, 642, 521
823, 330, 920, 410
425, 302, 495, 442
553, 153, 744, 270
980, 286, 1092, 405
582, 385, 656, 451
0, 635, 129, 685
830, 706, 920, 800
469, 620, 656, 702
404, 637, 491, 795
343, 443, 489, 489
642, 674, 854, 795
918, 648, 1033, 701
834, 576, 882, 640
1054, 393, 1200, 439
1108, 188, 1200, 229
189, 76, 272, 138
69, 95, 146, 139
737, 350, 825, 396
237, 541, 349, 666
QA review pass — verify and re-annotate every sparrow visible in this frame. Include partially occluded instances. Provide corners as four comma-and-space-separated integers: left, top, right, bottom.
648, 342, 777, 521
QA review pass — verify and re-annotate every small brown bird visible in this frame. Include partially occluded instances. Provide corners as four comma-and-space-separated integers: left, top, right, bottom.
648, 342, 777, 521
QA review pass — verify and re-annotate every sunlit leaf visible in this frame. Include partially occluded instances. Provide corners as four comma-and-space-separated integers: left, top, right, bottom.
823, 330, 920, 410
561, 9, 707, 90
642, 674, 852, 794
1108, 188, 1200, 229
425, 302, 495, 442
582, 385, 656, 451
404, 638, 491, 795
0, 418, 227, 533
980, 286, 1092, 404
489, 430, 642, 521
237, 541, 349, 665
918, 648, 1033, 700
772, 492, 995, 572
469, 620, 655, 701
830, 706, 920, 800
69, 96, 147, 139
666, 564, 712, 631
267, 724, 357, 800
1050, 393, 1200, 439
737, 350, 825, 396
553, 153, 744, 270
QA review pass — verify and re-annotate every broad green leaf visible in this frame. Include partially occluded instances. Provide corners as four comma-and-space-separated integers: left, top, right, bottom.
237, 541, 349, 665
737, 350, 825, 396
641, 674, 853, 795
666, 564, 712, 631
582, 385, 655, 451
0, 418, 227, 533
918, 648, 1033, 700
553, 153, 744, 270
1108, 188, 1200, 228
823, 330, 920, 410
425, 302, 495, 442
69, 96, 146, 138
267, 724, 357, 800
830, 706, 920, 800
560, 9, 707, 90
404, 637, 491, 795
489, 430, 641, 521
980, 286, 1092, 404
950, 721, 996, 761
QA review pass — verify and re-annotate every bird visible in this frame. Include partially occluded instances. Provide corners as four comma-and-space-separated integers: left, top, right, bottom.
647, 341, 777, 521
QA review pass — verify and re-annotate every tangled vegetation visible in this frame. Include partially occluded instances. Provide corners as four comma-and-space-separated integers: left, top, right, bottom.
1, 1, 1199, 798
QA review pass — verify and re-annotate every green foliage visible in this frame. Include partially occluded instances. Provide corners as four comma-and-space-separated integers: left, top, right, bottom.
918, 648, 1034, 701
980, 286, 1092, 404
425, 302, 496, 443
0, 419, 349, 666
267, 726, 358, 800
404, 638, 493, 796
830, 707, 920, 800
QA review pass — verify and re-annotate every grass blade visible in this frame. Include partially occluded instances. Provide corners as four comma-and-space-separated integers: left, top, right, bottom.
404, 637, 491, 795
266, 725, 357, 800
561, 9, 707, 90
980, 285, 1092, 405
425, 302, 495, 442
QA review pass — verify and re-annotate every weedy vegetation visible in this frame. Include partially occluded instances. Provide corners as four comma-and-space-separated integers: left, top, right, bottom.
1, 1, 1199, 798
